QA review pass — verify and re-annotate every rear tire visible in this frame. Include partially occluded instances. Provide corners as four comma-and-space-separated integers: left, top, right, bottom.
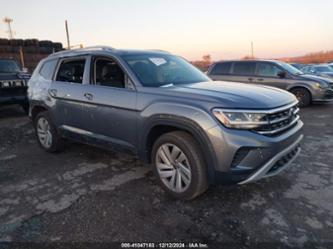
34, 111, 64, 152
290, 87, 311, 107
151, 131, 209, 200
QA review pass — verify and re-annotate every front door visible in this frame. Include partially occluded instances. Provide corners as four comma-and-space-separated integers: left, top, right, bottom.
80, 56, 138, 152
254, 62, 289, 90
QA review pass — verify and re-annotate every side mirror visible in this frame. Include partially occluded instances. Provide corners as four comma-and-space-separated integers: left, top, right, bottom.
277, 71, 286, 78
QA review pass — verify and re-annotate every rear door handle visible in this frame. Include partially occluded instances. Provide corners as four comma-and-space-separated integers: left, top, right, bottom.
257, 78, 264, 81
84, 93, 93, 101
49, 89, 57, 97
248, 78, 253, 81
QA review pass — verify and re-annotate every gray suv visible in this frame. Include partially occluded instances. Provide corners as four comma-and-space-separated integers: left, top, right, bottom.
28, 47, 303, 199
207, 60, 333, 107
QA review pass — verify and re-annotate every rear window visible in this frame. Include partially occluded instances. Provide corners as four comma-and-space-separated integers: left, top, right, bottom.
232, 62, 256, 76
39, 59, 57, 80
210, 62, 231, 75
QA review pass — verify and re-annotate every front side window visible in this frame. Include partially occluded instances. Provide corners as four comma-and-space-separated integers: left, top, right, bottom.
39, 59, 57, 80
121, 54, 210, 87
94, 58, 125, 88
56, 59, 86, 83
257, 63, 281, 77
232, 62, 256, 76
210, 62, 231, 75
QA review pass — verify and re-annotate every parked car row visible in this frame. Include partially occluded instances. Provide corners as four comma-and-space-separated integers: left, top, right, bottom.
207, 60, 333, 107
3, 47, 332, 199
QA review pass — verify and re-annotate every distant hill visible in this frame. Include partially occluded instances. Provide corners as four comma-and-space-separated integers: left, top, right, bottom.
279, 50, 333, 64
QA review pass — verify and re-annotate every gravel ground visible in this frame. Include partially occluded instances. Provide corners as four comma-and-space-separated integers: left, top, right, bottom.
0, 103, 332, 248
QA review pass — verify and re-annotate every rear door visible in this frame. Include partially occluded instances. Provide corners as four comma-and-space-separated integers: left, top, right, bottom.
49, 56, 90, 130
229, 61, 256, 83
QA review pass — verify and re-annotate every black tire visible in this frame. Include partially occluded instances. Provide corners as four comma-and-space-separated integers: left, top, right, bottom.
151, 131, 208, 200
290, 87, 311, 107
34, 111, 64, 152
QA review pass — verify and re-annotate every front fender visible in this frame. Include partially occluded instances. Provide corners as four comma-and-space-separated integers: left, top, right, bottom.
138, 103, 219, 183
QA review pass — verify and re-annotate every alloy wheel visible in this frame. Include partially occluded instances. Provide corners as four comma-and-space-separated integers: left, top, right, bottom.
37, 117, 52, 149
155, 143, 192, 193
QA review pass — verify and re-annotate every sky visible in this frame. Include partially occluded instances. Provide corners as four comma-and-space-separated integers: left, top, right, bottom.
1, 0, 332, 60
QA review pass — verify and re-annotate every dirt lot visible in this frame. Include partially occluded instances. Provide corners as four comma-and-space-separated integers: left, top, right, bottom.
0, 103, 332, 248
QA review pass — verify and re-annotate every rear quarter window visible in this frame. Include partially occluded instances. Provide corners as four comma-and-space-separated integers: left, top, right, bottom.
210, 62, 231, 75
39, 59, 58, 80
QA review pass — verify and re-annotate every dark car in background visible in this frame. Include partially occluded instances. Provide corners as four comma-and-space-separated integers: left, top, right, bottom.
290, 63, 305, 70
0, 58, 30, 113
207, 60, 333, 107
302, 64, 333, 80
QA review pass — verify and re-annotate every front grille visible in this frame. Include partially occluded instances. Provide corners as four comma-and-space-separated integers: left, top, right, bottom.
0, 80, 27, 88
254, 104, 300, 136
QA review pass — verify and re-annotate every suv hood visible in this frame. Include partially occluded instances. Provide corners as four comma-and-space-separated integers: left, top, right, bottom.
164, 81, 297, 109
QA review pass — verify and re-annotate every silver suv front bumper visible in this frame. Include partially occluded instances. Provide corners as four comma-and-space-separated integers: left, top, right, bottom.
238, 134, 303, 184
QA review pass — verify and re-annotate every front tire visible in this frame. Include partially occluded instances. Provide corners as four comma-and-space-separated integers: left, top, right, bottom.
151, 131, 208, 200
34, 111, 64, 152
290, 87, 311, 107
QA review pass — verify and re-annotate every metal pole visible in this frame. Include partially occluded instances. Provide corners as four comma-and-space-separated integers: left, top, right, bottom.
19, 46, 25, 68
3, 17, 14, 39
251, 41, 254, 58
65, 20, 70, 49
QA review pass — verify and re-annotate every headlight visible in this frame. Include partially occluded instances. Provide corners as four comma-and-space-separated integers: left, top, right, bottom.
315, 82, 329, 89
212, 109, 269, 129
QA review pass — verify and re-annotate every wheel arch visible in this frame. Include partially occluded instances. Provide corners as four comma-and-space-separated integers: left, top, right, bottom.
140, 115, 217, 183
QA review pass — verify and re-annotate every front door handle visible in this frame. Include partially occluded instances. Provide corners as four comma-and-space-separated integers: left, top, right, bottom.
49, 89, 57, 97
84, 93, 93, 101
257, 78, 264, 81
248, 78, 253, 81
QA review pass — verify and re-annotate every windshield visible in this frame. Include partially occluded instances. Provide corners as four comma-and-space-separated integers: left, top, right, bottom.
277, 62, 304, 75
314, 66, 333, 72
0, 59, 20, 73
121, 54, 210, 87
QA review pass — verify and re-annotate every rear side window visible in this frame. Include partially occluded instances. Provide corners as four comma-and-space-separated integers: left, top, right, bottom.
56, 59, 86, 83
210, 62, 231, 75
232, 62, 256, 76
39, 59, 57, 80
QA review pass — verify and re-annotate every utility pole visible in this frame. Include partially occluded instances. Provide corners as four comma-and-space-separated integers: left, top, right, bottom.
251, 41, 254, 58
65, 20, 70, 49
3, 17, 14, 39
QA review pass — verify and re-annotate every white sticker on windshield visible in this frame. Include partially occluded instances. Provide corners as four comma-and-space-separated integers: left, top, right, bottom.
149, 57, 167, 66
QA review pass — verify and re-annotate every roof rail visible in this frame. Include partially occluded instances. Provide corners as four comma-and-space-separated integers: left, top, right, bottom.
49, 45, 116, 57
148, 49, 170, 54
